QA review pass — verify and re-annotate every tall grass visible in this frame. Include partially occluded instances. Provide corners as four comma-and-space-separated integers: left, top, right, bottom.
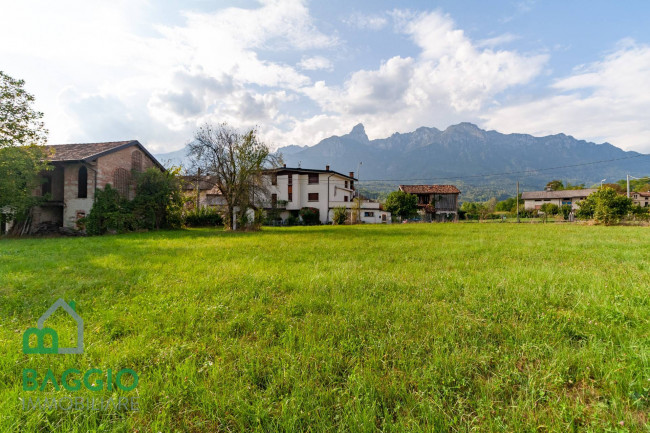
0, 224, 648, 432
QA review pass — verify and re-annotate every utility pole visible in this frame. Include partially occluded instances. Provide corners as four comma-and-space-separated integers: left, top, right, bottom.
516, 181, 520, 223
627, 174, 642, 198
195, 168, 201, 209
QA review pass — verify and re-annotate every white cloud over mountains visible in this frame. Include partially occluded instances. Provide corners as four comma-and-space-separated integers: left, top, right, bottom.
1, 0, 649, 153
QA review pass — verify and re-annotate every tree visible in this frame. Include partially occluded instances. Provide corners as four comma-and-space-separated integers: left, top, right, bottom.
332, 206, 347, 225
132, 168, 184, 230
188, 123, 279, 230
495, 195, 522, 213
576, 187, 632, 225
546, 180, 564, 191
0, 71, 50, 224
1, 71, 48, 148
384, 191, 418, 220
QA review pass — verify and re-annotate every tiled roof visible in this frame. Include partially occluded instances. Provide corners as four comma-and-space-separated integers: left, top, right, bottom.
44, 140, 165, 170
399, 185, 461, 194
632, 191, 650, 197
521, 189, 597, 200
46, 141, 135, 161
181, 175, 223, 195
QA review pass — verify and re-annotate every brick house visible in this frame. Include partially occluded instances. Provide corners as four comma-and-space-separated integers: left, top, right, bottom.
398, 185, 461, 221
20, 140, 163, 232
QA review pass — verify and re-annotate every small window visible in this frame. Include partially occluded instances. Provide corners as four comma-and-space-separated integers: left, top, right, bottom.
308, 173, 319, 184
350, 180, 354, 190
131, 150, 143, 172
78, 166, 88, 198
308, 193, 319, 202
345, 181, 348, 189
271, 193, 277, 205
41, 176, 52, 196
271, 173, 277, 185
288, 192, 293, 202
344, 196, 348, 202
364, 212, 374, 217
287, 174, 292, 186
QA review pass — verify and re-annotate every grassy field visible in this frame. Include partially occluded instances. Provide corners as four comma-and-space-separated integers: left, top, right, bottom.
1, 224, 649, 432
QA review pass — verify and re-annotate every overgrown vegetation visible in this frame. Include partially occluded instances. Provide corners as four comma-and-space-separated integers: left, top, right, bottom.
183, 206, 224, 227
576, 187, 634, 225
1, 224, 649, 431
84, 168, 184, 235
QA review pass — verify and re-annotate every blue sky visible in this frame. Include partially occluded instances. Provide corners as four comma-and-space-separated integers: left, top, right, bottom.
2, 0, 650, 153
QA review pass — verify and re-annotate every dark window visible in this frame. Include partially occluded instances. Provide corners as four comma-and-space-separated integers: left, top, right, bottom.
345, 181, 348, 188
271, 193, 277, 205
113, 168, 131, 198
308, 193, 319, 202
288, 192, 293, 202
308, 173, 319, 184
41, 176, 52, 196
344, 196, 348, 202
364, 212, 374, 217
288, 174, 292, 186
131, 150, 142, 172
350, 180, 354, 190
78, 166, 88, 198
271, 173, 277, 185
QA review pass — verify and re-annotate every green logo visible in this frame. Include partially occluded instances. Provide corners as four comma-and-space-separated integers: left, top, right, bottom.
23, 299, 83, 355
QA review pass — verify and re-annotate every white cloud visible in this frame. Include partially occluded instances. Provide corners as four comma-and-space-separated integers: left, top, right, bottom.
298, 56, 333, 71
343, 12, 388, 30
297, 10, 547, 141
482, 40, 650, 152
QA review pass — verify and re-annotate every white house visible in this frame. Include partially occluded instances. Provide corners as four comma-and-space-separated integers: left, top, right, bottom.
263, 165, 391, 224
521, 188, 597, 210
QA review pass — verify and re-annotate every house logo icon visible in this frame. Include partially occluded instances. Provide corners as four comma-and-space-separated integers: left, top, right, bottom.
22, 299, 84, 354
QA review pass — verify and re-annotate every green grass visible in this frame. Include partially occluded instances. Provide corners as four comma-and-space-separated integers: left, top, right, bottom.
1, 224, 649, 432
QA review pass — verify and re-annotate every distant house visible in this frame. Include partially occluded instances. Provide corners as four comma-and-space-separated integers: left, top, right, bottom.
11, 140, 163, 234
630, 191, 650, 207
264, 165, 391, 224
398, 185, 461, 221
521, 189, 597, 210
181, 175, 226, 208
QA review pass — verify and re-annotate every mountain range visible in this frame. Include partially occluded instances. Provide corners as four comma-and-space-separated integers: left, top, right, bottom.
155, 123, 649, 201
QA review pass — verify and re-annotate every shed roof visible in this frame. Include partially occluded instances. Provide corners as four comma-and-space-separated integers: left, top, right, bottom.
521, 189, 597, 200
399, 185, 461, 194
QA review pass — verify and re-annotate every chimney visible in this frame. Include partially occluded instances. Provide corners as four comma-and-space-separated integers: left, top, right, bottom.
283, 163, 286, 168
326, 165, 330, 171
349, 172, 354, 178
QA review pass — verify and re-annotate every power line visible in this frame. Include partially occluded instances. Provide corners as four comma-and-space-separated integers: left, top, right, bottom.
358, 153, 649, 183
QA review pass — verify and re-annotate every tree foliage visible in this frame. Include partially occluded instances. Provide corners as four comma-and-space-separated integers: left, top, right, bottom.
576, 187, 633, 225
1, 71, 48, 148
0, 71, 50, 223
384, 191, 418, 220
132, 168, 184, 230
188, 123, 280, 230
84, 169, 184, 235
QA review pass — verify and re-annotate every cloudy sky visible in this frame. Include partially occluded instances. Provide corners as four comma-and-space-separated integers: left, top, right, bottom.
3, 0, 650, 153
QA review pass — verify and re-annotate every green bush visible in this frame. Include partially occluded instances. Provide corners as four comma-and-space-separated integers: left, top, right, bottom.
83, 185, 135, 235
299, 207, 320, 225
332, 207, 347, 225
184, 207, 223, 227
286, 214, 299, 226
540, 203, 559, 215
